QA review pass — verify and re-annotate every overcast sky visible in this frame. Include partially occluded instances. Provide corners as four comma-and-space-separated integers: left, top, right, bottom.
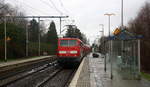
6, 0, 149, 44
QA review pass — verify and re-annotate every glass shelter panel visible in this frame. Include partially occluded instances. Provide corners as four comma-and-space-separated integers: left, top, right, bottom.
112, 40, 140, 80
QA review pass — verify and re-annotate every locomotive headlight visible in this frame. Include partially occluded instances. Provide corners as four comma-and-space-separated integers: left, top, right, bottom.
59, 51, 66, 54
70, 51, 77, 54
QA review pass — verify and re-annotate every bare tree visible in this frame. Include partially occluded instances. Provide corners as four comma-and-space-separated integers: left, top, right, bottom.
127, 2, 150, 72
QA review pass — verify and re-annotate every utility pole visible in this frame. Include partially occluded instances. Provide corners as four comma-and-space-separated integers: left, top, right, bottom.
26, 23, 29, 57
121, 0, 124, 69
121, 0, 124, 27
60, 17, 62, 35
38, 17, 41, 56
138, 39, 141, 79
4, 16, 7, 61
104, 13, 115, 79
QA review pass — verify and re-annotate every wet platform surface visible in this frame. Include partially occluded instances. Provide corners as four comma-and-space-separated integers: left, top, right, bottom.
74, 53, 150, 87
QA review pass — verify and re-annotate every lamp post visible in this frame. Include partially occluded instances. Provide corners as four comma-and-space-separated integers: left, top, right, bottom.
100, 24, 106, 72
104, 13, 115, 36
104, 13, 115, 79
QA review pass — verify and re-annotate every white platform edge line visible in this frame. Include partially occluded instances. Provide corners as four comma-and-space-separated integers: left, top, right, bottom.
69, 58, 85, 87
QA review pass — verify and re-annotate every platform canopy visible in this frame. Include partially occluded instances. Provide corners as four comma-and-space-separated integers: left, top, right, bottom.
109, 29, 143, 40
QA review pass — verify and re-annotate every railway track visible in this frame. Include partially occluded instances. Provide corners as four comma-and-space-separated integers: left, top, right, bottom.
36, 68, 63, 87
36, 68, 77, 87
0, 56, 81, 87
0, 60, 59, 87
1, 61, 77, 87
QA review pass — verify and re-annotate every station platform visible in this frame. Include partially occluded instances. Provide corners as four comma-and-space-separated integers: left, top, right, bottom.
69, 53, 150, 87
0, 56, 55, 72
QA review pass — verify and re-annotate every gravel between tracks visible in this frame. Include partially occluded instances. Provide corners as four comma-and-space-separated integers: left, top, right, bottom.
43, 69, 75, 87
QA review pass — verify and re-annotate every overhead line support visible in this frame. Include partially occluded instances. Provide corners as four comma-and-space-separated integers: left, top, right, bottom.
0, 16, 69, 18
2, 15, 69, 60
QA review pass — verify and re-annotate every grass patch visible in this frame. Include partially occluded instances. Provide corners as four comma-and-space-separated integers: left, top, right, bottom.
141, 72, 150, 81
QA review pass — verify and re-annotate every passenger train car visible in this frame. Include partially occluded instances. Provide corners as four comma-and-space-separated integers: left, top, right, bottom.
57, 38, 90, 65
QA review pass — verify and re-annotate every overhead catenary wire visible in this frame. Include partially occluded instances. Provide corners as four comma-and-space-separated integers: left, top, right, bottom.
56, 0, 76, 24
48, 0, 64, 15
39, 0, 54, 10
39, 0, 68, 16
57, 0, 69, 14
58, 0, 63, 6
21, 1, 50, 15
12, 0, 42, 15
7, 0, 68, 16
12, 0, 51, 15
57, 0, 76, 26
17, 4, 41, 16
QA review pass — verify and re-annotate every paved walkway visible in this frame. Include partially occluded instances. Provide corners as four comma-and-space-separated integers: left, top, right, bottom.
89, 53, 150, 87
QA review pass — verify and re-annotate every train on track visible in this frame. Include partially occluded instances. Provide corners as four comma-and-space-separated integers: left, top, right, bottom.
57, 38, 91, 65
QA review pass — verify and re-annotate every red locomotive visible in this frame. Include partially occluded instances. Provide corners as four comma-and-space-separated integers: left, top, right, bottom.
57, 38, 90, 65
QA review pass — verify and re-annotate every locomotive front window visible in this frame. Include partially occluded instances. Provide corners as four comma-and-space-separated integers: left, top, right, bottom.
68, 40, 76, 46
60, 40, 68, 46
60, 40, 77, 46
